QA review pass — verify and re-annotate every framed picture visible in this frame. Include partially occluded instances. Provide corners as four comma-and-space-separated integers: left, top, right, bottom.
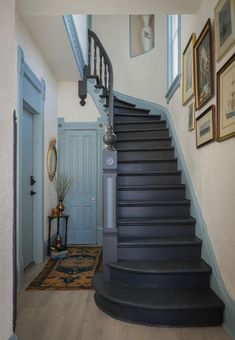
130, 15, 154, 58
188, 102, 195, 131
182, 33, 196, 105
196, 105, 216, 147
214, 0, 235, 62
217, 53, 235, 141
194, 19, 213, 111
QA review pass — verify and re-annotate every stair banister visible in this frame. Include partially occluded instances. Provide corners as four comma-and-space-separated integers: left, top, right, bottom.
78, 29, 117, 279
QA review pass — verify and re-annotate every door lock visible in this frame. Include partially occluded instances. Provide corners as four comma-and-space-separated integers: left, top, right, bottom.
30, 175, 36, 186
30, 190, 36, 196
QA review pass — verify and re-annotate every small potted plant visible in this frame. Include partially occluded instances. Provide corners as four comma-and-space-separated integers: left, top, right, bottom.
53, 173, 75, 215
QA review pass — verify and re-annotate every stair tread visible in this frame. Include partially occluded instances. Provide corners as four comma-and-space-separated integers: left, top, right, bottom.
115, 120, 166, 125
117, 137, 171, 142
114, 105, 150, 113
116, 127, 168, 132
118, 170, 181, 176
117, 200, 190, 206
117, 217, 196, 225
118, 236, 202, 247
94, 273, 224, 310
114, 113, 159, 118
117, 147, 174, 151
118, 158, 177, 164
117, 184, 185, 190
107, 259, 212, 274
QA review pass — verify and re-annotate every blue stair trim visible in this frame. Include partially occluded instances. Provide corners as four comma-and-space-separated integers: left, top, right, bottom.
63, 15, 86, 76
113, 90, 235, 338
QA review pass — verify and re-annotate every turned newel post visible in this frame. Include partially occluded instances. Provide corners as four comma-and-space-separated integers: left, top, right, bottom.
103, 142, 117, 280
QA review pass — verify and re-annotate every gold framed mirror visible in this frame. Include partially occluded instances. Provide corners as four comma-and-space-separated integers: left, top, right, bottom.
47, 137, 57, 182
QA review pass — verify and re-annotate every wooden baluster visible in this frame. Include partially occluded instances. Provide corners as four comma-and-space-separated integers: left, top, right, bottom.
99, 51, 103, 87
94, 42, 97, 76
88, 34, 91, 75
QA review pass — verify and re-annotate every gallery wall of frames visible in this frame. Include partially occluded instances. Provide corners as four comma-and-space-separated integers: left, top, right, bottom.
181, 0, 235, 148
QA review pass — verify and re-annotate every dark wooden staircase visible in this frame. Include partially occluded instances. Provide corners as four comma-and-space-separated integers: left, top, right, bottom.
93, 98, 224, 326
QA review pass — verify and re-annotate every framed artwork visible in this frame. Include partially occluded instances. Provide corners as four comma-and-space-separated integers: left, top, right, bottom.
182, 33, 196, 105
214, 0, 235, 62
217, 53, 235, 141
130, 15, 154, 58
196, 105, 216, 147
188, 102, 195, 131
194, 19, 213, 111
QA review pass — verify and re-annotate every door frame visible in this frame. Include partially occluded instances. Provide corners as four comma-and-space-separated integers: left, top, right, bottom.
17, 47, 45, 287
57, 118, 105, 245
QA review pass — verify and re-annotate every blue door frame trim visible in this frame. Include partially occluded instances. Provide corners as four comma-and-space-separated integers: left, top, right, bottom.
63, 15, 86, 76
17, 46, 45, 287
113, 90, 235, 338
58, 118, 105, 245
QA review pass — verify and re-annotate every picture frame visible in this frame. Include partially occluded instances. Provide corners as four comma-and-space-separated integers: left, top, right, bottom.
217, 53, 235, 141
214, 0, 235, 62
194, 19, 214, 111
188, 101, 195, 131
196, 105, 216, 148
182, 33, 196, 105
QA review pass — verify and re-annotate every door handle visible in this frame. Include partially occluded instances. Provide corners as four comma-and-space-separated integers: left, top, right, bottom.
30, 190, 36, 196
30, 175, 36, 186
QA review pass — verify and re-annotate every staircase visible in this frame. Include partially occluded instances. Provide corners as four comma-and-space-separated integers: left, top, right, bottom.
93, 99, 224, 326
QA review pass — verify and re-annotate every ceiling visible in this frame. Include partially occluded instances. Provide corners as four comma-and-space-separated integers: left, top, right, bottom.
17, 0, 202, 15
17, 0, 202, 82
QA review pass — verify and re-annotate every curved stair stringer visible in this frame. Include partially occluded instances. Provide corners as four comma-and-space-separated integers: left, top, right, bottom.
108, 91, 235, 336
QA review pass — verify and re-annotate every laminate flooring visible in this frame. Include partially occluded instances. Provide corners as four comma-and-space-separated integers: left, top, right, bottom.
16, 263, 231, 340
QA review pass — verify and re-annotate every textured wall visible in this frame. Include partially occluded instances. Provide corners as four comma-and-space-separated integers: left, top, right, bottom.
0, 1, 15, 339
92, 15, 167, 106
167, 0, 235, 299
16, 12, 58, 241
58, 82, 100, 122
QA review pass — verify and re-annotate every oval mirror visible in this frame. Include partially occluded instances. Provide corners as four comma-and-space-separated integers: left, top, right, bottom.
47, 137, 57, 182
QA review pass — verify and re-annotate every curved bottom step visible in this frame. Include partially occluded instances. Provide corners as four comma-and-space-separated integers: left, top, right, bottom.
93, 274, 224, 327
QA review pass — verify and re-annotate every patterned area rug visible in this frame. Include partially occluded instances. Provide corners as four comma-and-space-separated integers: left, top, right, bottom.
27, 246, 102, 290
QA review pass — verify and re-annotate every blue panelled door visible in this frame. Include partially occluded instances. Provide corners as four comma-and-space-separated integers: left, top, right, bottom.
64, 129, 97, 244
22, 107, 34, 269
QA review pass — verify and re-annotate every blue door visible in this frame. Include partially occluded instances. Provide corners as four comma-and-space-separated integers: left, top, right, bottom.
22, 107, 34, 269
64, 130, 97, 244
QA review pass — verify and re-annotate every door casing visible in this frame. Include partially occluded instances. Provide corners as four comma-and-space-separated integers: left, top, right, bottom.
17, 47, 45, 287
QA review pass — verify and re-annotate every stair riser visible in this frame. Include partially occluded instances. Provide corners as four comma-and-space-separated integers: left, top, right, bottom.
116, 139, 172, 148
118, 245, 201, 261
117, 174, 181, 186
115, 122, 166, 130
114, 107, 149, 114
117, 205, 190, 218
116, 130, 169, 138
114, 115, 160, 122
118, 224, 195, 238
118, 162, 177, 173
118, 150, 174, 161
114, 100, 136, 108
109, 270, 210, 289
94, 293, 223, 326
117, 189, 185, 201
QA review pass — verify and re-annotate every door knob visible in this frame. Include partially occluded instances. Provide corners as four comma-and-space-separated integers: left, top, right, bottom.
91, 197, 96, 202
30, 190, 36, 196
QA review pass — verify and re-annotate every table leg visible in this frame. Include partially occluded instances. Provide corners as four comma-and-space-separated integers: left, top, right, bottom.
65, 217, 68, 249
48, 218, 51, 256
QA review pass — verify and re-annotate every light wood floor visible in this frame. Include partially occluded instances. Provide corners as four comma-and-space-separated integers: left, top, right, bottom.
16, 263, 231, 340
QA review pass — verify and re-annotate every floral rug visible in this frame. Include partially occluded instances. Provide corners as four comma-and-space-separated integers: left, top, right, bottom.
27, 246, 102, 290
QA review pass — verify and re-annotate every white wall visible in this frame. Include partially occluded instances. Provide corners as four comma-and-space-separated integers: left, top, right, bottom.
92, 15, 167, 105
58, 82, 100, 122
0, 1, 15, 338
16, 12, 58, 242
167, 1, 235, 298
